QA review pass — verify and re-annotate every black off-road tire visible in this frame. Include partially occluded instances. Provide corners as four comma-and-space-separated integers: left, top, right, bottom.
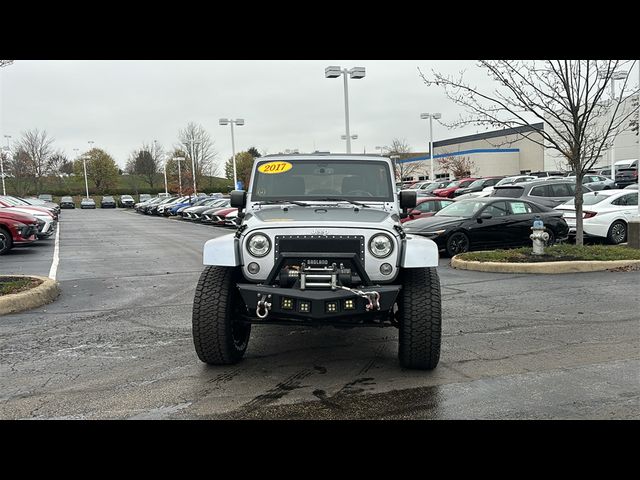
397, 267, 442, 370
192, 266, 251, 365
0, 227, 13, 255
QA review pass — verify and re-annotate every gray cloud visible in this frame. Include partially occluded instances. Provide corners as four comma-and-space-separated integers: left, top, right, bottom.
1, 60, 503, 172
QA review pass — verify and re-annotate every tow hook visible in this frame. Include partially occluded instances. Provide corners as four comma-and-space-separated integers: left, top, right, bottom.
256, 294, 272, 319
335, 286, 381, 311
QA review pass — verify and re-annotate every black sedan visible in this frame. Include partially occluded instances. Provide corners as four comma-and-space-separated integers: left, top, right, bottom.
100, 196, 117, 208
60, 196, 75, 209
402, 197, 569, 257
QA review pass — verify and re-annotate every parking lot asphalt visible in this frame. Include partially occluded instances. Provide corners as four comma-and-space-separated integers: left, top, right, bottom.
0, 208, 638, 419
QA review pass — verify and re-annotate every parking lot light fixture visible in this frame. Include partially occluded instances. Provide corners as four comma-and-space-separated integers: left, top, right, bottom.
421, 113, 441, 181
84, 141, 94, 199
325, 66, 366, 154
220, 118, 244, 190
190, 140, 200, 195
598, 69, 629, 181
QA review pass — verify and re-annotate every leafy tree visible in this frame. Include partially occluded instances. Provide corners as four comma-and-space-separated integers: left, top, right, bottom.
421, 60, 639, 246
126, 145, 159, 188
225, 150, 256, 189
59, 158, 74, 175
74, 148, 119, 194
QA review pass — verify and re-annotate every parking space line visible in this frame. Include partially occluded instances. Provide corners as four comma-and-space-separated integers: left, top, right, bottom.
48, 222, 60, 280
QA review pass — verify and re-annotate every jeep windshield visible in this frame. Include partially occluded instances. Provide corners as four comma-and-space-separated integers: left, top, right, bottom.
251, 159, 394, 203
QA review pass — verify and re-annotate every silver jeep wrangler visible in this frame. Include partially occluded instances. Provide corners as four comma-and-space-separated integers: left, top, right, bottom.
192, 154, 442, 369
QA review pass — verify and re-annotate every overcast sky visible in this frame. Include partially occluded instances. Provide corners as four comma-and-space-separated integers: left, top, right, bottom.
1, 60, 533, 173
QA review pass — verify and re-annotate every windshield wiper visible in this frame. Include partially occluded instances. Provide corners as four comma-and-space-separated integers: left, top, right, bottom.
253, 200, 310, 207
315, 197, 371, 208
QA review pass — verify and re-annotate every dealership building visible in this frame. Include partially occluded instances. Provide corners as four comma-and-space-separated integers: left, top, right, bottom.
398, 97, 638, 182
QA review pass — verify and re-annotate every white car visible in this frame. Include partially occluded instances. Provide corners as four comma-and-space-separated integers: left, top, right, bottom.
554, 189, 638, 244
453, 190, 491, 201
482, 175, 537, 193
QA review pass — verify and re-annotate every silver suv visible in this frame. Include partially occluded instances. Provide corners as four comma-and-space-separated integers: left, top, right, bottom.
491, 179, 592, 208
192, 154, 443, 370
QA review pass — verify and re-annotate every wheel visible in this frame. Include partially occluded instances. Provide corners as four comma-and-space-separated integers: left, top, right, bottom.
607, 220, 627, 245
192, 266, 251, 365
545, 228, 556, 246
0, 227, 13, 255
397, 267, 442, 370
446, 232, 470, 257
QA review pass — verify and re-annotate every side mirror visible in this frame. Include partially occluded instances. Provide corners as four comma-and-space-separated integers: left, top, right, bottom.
230, 190, 247, 209
477, 212, 492, 223
399, 190, 417, 214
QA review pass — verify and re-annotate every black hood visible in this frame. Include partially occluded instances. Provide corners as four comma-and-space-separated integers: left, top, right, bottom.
403, 215, 466, 232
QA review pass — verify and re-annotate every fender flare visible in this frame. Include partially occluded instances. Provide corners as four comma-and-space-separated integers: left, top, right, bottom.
203, 234, 241, 266
400, 234, 439, 268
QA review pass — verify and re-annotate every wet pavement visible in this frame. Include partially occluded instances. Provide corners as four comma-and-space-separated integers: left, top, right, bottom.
0, 209, 638, 419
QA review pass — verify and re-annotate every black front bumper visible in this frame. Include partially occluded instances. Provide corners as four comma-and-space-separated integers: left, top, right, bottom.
237, 283, 401, 323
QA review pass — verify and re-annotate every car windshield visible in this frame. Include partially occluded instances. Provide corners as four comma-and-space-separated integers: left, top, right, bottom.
251, 159, 394, 202
563, 192, 613, 206
468, 179, 486, 188
435, 199, 487, 218
445, 181, 461, 188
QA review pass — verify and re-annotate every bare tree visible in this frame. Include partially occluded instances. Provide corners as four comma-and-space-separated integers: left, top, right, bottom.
15, 129, 56, 194
382, 138, 422, 182
420, 60, 639, 246
176, 123, 219, 182
438, 154, 477, 178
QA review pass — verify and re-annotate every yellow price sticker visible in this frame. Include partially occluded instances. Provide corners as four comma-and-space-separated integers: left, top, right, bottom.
258, 161, 293, 174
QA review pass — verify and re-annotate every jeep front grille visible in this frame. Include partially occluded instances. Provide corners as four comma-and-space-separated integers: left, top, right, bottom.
275, 235, 365, 263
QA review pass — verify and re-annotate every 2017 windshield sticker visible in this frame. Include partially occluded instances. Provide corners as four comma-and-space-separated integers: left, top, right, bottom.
258, 161, 292, 174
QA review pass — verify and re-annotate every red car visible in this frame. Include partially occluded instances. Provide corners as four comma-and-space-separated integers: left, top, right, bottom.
401, 197, 455, 223
432, 177, 480, 198
208, 207, 237, 226
0, 209, 40, 255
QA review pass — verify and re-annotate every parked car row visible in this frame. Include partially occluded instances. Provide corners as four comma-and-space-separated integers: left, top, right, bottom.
133, 193, 236, 227
0, 195, 60, 255
59, 194, 138, 209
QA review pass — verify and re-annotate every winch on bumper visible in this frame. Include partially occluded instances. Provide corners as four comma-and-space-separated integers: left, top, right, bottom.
237, 260, 400, 323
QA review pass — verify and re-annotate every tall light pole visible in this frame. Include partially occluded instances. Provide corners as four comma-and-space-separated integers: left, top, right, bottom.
154, 140, 168, 195
84, 141, 94, 199
2, 135, 10, 195
219, 118, 244, 190
420, 113, 441, 181
174, 157, 185, 195
325, 66, 366, 153
189, 140, 200, 195
599, 70, 629, 180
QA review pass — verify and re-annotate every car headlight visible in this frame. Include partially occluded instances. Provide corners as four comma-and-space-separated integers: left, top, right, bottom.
425, 229, 447, 237
369, 233, 393, 258
247, 233, 271, 257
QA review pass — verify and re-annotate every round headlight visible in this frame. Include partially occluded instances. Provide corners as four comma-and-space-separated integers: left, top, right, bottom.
247, 233, 271, 257
369, 234, 393, 258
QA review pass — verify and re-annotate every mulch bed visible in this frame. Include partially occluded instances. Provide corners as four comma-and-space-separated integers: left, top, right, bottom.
0, 276, 44, 296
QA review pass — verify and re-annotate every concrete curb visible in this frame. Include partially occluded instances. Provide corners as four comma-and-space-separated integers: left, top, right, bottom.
451, 257, 640, 274
0, 275, 60, 315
